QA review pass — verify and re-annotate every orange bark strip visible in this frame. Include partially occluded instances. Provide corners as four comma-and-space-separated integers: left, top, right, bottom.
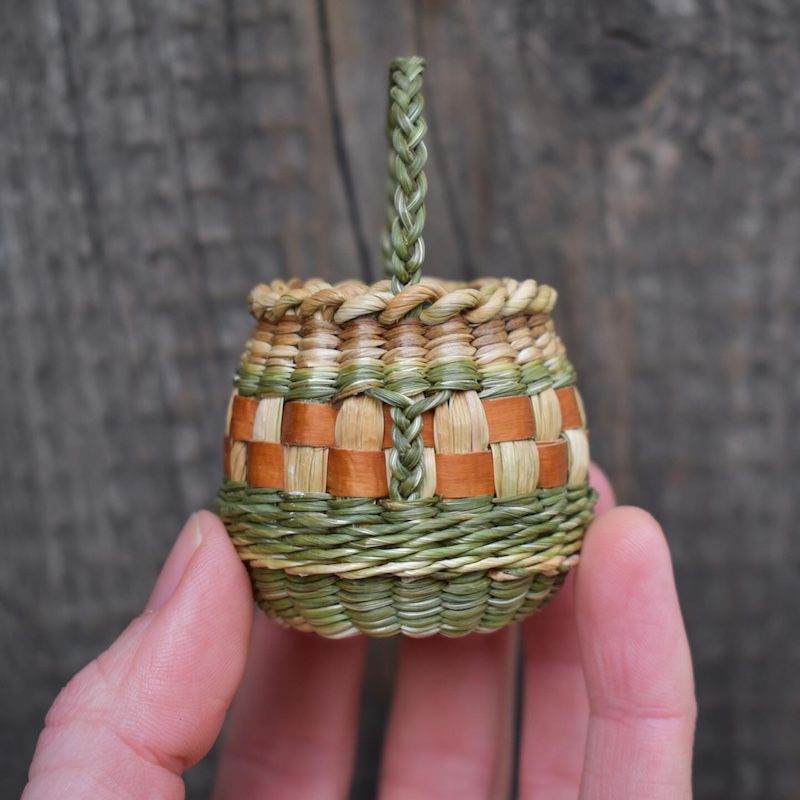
247, 442, 285, 489
556, 387, 582, 430
326, 449, 388, 498
482, 396, 537, 442
281, 401, 338, 447
537, 439, 568, 488
223, 435, 232, 478
230, 396, 259, 441
382, 406, 435, 448
435, 451, 496, 498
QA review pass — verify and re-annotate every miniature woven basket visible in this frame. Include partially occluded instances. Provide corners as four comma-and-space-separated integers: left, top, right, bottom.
217, 57, 597, 638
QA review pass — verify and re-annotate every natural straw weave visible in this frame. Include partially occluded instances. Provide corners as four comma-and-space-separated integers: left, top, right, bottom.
217, 56, 597, 638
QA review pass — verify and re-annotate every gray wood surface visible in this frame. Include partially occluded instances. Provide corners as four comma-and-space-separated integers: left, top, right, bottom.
1, 1, 798, 797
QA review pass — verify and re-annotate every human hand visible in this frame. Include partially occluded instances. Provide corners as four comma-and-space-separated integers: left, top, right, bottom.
24, 465, 695, 799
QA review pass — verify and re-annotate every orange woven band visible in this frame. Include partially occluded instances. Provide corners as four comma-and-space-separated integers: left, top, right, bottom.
326, 450, 387, 497
229, 388, 584, 448
230, 396, 258, 440
247, 442, 285, 488
243, 438, 570, 499
223, 436, 232, 478
537, 439, 569, 488
555, 387, 583, 430
281, 401, 338, 447
482, 396, 537, 442
434, 451, 495, 498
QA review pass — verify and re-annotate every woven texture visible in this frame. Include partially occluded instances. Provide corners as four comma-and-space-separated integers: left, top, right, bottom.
217, 57, 597, 637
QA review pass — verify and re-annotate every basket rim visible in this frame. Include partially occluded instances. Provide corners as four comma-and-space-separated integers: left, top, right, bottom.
248, 276, 558, 326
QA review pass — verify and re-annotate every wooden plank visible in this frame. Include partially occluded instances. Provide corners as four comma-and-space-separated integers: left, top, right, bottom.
1, 1, 800, 798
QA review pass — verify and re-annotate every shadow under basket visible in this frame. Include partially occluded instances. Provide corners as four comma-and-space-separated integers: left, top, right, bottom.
216, 56, 597, 638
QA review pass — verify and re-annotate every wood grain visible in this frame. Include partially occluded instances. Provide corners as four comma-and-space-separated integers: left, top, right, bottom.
1, 1, 799, 798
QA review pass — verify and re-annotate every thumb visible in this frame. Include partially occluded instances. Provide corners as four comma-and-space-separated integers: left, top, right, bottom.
24, 511, 254, 800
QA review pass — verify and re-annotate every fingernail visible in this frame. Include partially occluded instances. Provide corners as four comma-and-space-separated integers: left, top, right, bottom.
146, 513, 204, 613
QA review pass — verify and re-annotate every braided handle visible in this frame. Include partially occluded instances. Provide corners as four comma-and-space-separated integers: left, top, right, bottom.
382, 56, 428, 295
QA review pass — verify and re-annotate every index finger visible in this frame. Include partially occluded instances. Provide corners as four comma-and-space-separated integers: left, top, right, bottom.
213, 616, 366, 799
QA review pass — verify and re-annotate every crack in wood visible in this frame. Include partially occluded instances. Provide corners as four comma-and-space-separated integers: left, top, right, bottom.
315, 0, 373, 284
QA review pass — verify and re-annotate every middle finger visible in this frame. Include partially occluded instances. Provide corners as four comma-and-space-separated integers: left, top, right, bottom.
379, 628, 518, 800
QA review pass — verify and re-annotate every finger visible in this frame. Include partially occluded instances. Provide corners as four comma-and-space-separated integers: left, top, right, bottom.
519, 575, 587, 799
24, 512, 254, 800
213, 615, 366, 799
379, 629, 518, 800
576, 507, 696, 800
518, 462, 617, 798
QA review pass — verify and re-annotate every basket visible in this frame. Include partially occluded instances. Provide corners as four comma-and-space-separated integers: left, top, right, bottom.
217, 56, 597, 638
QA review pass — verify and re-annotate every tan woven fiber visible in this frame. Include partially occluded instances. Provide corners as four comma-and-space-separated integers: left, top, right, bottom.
217, 56, 596, 637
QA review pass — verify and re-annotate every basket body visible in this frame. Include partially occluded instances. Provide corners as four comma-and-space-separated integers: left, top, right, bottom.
217, 277, 596, 638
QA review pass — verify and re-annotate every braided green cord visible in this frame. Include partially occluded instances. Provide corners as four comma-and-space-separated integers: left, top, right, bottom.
380, 56, 431, 502
383, 56, 428, 294
367, 387, 452, 502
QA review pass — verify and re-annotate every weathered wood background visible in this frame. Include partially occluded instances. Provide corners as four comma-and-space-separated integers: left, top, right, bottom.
1, 1, 798, 797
